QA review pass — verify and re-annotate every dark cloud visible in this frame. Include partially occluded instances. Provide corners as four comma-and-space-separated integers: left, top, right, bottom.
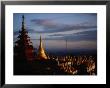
88, 13, 97, 16
48, 30, 97, 41
14, 17, 97, 37
48, 33, 70, 37
31, 19, 97, 33
65, 30, 97, 41
31, 19, 58, 28
14, 28, 37, 36
31, 30, 97, 42
77, 13, 97, 17
35, 25, 96, 33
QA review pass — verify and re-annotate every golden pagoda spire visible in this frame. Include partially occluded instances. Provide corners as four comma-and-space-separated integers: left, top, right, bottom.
37, 35, 47, 60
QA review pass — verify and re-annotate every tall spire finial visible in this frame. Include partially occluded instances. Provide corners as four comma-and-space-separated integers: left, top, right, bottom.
22, 15, 25, 30
40, 35, 42, 47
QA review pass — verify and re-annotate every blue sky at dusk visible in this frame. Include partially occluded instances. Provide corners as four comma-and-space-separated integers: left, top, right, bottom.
13, 13, 97, 52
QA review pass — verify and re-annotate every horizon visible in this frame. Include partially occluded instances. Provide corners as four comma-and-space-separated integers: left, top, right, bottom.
13, 13, 97, 54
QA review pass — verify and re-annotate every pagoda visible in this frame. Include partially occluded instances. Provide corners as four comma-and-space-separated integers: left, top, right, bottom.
14, 15, 34, 61
37, 36, 47, 60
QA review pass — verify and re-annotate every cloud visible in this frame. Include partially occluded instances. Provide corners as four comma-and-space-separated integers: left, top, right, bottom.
31, 19, 58, 28
88, 13, 97, 16
14, 28, 37, 36
31, 19, 97, 33
14, 17, 97, 35
48, 30, 97, 41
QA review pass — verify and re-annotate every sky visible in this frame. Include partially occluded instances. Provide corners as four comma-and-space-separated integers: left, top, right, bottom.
13, 13, 97, 53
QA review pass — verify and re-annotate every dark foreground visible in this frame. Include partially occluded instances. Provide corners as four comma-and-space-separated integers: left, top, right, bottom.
14, 55, 97, 75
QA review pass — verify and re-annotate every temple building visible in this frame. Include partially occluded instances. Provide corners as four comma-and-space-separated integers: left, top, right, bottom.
37, 36, 47, 60
14, 15, 34, 61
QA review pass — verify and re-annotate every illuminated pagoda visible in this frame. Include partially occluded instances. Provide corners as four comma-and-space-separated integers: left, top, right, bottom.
14, 15, 34, 61
37, 36, 47, 60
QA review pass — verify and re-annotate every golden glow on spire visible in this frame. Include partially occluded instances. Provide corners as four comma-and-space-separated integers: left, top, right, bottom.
37, 35, 47, 60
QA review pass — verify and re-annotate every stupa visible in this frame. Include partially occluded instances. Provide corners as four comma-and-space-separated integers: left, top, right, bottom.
37, 36, 47, 60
